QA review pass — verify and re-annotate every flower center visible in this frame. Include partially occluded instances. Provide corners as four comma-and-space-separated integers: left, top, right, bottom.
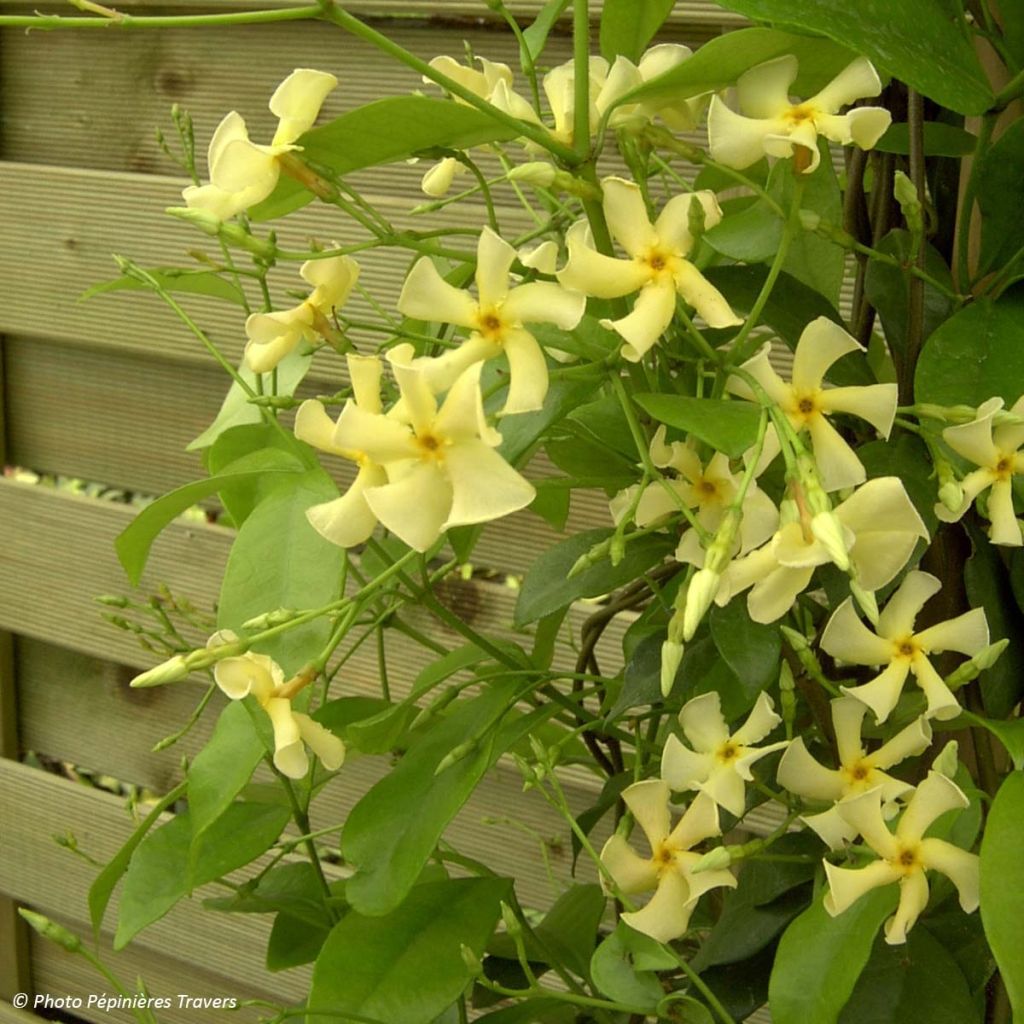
785, 102, 817, 126
994, 454, 1013, 478
895, 636, 918, 659
791, 392, 819, 421
891, 844, 921, 874
844, 760, 873, 787
697, 478, 719, 500
716, 741, 740, 764
476, 308, 506, 341
416, 433, 445, 460
641, 246, 676, 277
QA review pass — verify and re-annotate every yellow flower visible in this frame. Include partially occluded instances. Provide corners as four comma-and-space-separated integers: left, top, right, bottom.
821, 570, 988, 723
557, 177, 741, 361
600, 782, 735, 942
244, 254, 359, 373
937, 396, 1024, 546
777, 697, 932, 849
330, 358, 535, 551
397, 226, 585, 415
717, 477, 928, 625
183, 68, 338, 219
209, 632, 344, 780
824, 772, 979, 945
661, 691, 787, 817
707, 56, 891, 174
728, 318, 898, 492
295, 353, 389, 549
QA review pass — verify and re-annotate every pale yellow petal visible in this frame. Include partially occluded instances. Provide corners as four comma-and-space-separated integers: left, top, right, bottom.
747, 564, 814, 623
601, 176, 657, 256
846, 106, 892, 149
808, 413, 867, 492
347, 353, 383, 414
824, 858, 900, 917
621, 869, 695, 942
333, 403, 417, 465
421, 157, 461, 198
265, 697, 307, 778
700, 765, 748, 818
915, 606, 989, 656
987, 477, 1022, 546
840, 660, 911, 725
909, 654, 963, 721
673, 261, 743, 329
737, 55, 798, 118
667, 791, 721, 850
442, 439, 535, 528
500, 327, 550, 415
831, 696, 870, 766
869, 715, 933, 771
206, 110, 249, 172
654, 190, 723, 256
398, 257, 478, 328
661, 734, 713, 792
919, 839, 979, 912
820, 383, 898, 438
605, 279, 677, 361
777, 737, 845, 801
210, 137, 282, 201
884, 870, 929, 944
679, 691, 730, 753
269, 68, 338, 144
803, 806, 858, 850
707, 96, 780, 170
728, 342, 791, 405
364, 461, 452, 552
293, 711, 346, 771
557, 221, 648, 298
876, 570, 940, 639
771, 521, 830, 569
732, 692, 781, 746
306, 463, 386, 549
294, 400, 346, 456
822, 598, 893, 666
214, 653, 278, 702
475, 227, 516, 309
942, 397, 1003, 468
897, 771, 969, 844
302, 254, 360, 315
502, 281, 586, 329
599, 835, 658, 895
791, 317, 862, 391
808, 58, 883, 114
835, 789, 900, 858
622, 778, 672, 848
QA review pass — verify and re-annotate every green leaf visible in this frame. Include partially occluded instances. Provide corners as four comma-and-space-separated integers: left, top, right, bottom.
342, 683, 549, 916
514, 528, 674, 627
963, 712, 1024, 771
267, 909, 332, 972
625, 27, 856, 105
187, 701, 267, 859
875, 122, 977, 157
864, 230, 955, 361
915, 296, 1024, 407
250, 97, 520, 222
115, 448, 305, 586
187, 348, 313, 451
980, 772, 1024, 1018
522, 0, 571, 63
838, 927, 979, 1023
702, 0, 992, 114
709, 600, 782, 701
217, 468, 343, 671
499, 378, 604, 465
81, 267, 246, 307
600, 0, 675, 63
309, 878, 510, 1024
545, 433, 637, 491
977, 120, 1024, 275
634, 395, 762, 458
88, 780, 186, 936
768, 886, 897, 1024
964, 517, 1024, 718
530, 481, 571, 531
681, 635, 756, 720
204, 861, 332, 926
534, 884, 607, 980
704, 196, 782, 263
591, 922, 676, 1012
475, 1000, 573, 1024
609, 631, 667, 719
115, 802, 289, 949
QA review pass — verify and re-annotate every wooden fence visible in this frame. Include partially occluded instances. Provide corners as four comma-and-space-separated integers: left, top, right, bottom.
0, 2, 806, 1018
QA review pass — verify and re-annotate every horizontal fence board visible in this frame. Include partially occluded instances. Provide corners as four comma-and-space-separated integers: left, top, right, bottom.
0, 1003, 39, 1024
3, 335, 615, 578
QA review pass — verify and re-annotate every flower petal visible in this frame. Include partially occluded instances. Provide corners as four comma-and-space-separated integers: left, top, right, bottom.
840, 659, 911, 724
215, 653, 278, 702
364, 462, 452, 552
942, 397, 1003, 468
807, 413, 867, 492
884, 870, 929, 944
846, 106, 893, 150
442, 439, 535, 528
824, 858, 900, 917
475, 227, 516, 309
707, 96, 779, 170
822, 598, 894, 666
820, 383, 898, 438
876, 570, 941, 639
739, 488, 781, 553
732, 692, 782, 746
295, 400, 346, 456
600, 835, 658, 894
791, 317, 862, 391
294, 711, 346, 771
987, 477, 1022, 546
728, 342, 791, 405
557, 221, 649, 298
919, 838, 979, 912
870, 715, 933, 771
210, 138, 282, 201
265, 697, 305, 776
269, 68, 338, 145
392, 361, 440, 438
897, 771, 969, 843
679, 692, 730, 753
915, 606, 989, 656
746, 565, 815, 623
500, 327, 550, 415
302, 254, 359, 314
347, 353, 383, 414
661, 733, 713, 792
803, 806, 857, 850
306, 464, 386, 549
601, 176, 657, 256
502, 281, 586, 329
673, 261, 742, 329
909, 654, 962, 721
654, 190, 723, 256
334, 403, 417, 464
207, 111, 249, 172
700, 764, 748, 818
808, 58, 883, 113
621, 868, 695, 943
604, 279, 677, 361
831, 695, 869, 765
835, 789, 900, 859
771, 521, 830, 569
398, 257, 478, 328
737, 55, 799, 116
777, 737, 845, 801
622, 778, 671, 848
667, 791, 722, 849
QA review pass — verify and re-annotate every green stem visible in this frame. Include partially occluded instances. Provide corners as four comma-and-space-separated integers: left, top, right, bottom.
901, 88, 927, 406
276, 771, 338, 921
572, 0, 591, 160
319, 2, 577, 164
674, 954, 738, 1024
956, 113, 996, 289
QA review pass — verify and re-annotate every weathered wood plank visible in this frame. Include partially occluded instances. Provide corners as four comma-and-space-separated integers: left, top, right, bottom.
0, 1002, 38, 1024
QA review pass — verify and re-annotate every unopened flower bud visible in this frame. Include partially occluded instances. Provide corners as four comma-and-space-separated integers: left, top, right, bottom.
500, 900, 522, 937
568, 537, 611, 578
687, 194, 707, 245
129, 655, 189, 689
946, 639, 1009, 689
690, 845, 733, 874
242, 608, 297, 630
661, 639, 684, 698
931, 740, 959, 779
894, 171, 923, 235
185, 638, 248, 671
849, 578, 880, 625
165, 207, 276, 260
508, 161, 557, 188
460, 944, 483, 975
683, 568, 721, 641
19, 910, 82, 953
421, 157, 461, 198
435, 738, 478, 775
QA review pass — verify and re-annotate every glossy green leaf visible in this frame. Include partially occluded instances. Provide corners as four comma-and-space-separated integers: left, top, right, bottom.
88, 780, 186, 936
963, 711, 1024, 771
188, 348, 314, 451
522, 0, 570, 63
838, 927, 978, 1023
864, 230, 955, 362
514, 528, 674, 627
681, 635, 756, 721
980, 771, 1024, 1018
964, 518, 1024, 718
204, 861, 332, 927
81, 267, 246, 306
610, 631, 667, 718
710, 600, 782, 700
217, 468, 343, 671
545, 433, 637, 491
624, 27, 856, 104
187, 700, 267, 862
768, 887, 897, 1024
977, 120, 1024, 275
309, 878, 510, 1024
342, 683, 549, 915
591, 922, 676, 1011
250, 97, 520, 221
634, 395, 762, 458
702, 0, 992, 114
267, 909, 332, 972
534, 884, 606, 979
475, 999, 573, 1024
115, 448, 305, 585
115, 802, 289, 949
876, 122, 977, 157
600, 0, 675, 63
704, 195, 782, 263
